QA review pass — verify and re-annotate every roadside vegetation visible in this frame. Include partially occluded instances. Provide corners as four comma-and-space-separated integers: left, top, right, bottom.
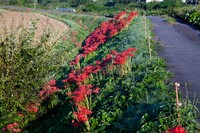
0, 0, 200, 132
1, 9, 199, 132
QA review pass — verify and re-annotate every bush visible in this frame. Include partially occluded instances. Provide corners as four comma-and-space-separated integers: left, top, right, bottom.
145, 2, 160, 10
0, 21, 66, 129
160, 0, 183, 9
82, 3, 107, 12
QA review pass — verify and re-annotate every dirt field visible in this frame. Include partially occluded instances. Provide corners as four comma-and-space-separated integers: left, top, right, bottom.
0, 10, 68, 40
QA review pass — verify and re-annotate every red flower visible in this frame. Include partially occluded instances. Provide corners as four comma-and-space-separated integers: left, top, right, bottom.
72, 85, 93, 103
73, 106, 92, 122
39, 79, 59, 100
71, 120, 80, 128
164, 126, 187, 133
5, 122, 20, 132
18, 113, 24, 117
26, 103, 39, 113
113, 55, 126, 65
6, 124, 13, 129
67, 91, 72, 97
93, 87, 100, 94
114, 11, 127, 20
112, 48, 136, 65
110, 50, 118, 55
13, 123, 18, 127
73, 112, 88, 122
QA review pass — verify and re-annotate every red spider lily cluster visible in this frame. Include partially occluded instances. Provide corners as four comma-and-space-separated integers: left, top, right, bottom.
26, 103, 39, 113
66, 84, 99, 124
82, 11, 138, 57
114, 11, 127, 20
25, 79, 59, 113
73, 106, 92, 122
63, 11, 138, 130
164, 126, 187, 133
63, 47, 136, 128
1, 79, 60, 132
70, 11, 138, 65
2, 122, 21, 133
63, 65, 101, 85
38, 79, 59, 100
109, 48, 136, 65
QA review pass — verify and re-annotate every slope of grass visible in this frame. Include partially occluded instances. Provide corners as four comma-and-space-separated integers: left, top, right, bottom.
25, 15, 199, 132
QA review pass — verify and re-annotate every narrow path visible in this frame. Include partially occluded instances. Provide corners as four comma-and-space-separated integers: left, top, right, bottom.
148, 16, 200, 111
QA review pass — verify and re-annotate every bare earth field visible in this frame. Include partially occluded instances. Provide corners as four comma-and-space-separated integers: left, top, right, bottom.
0, 10, 68, 40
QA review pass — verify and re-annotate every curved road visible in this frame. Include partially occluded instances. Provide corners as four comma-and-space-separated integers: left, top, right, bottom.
148, 16, 200, 113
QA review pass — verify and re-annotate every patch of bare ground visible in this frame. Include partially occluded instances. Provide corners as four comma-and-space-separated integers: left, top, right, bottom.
0, 10, 69, 41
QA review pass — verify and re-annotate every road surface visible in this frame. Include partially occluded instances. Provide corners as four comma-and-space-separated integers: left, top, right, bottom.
148, 16, 200, 116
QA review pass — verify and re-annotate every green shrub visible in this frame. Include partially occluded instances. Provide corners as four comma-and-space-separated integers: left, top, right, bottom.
0, 21, 66, 129
145, 2, 160, 10
160, 0, 183, 9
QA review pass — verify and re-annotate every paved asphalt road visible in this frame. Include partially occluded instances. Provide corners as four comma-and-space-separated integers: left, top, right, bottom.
148, 16, 200, 114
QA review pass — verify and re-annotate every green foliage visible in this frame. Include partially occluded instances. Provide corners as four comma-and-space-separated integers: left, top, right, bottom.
171, 6, 200, 28
145, 2, 160, 10
18, 0, 27, 6
0, 21, 67, 129
160, 0, 183, 9
144, 0, 184, 15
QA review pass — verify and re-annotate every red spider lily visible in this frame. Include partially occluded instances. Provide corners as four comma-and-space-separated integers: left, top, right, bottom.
26, 103, 39, 113
39, 79, 59, 100
69, 11, 138, 63
63, 65, 101, 85
101, 54, 113, 67
12, 129, 21, 133
70, 54, 83, 66
3, 122, 21, 133
71, 120, 80, 128
113, 48, 136, 65
110, 50, 118, 55
93, 87, 100, 94
7, 124, 14, 129
113, 55, 127, 65
114, 11, 127, 20
18, 113, 24, 117
67, 91, 72, 97
74, 106, 92, 122
66, 12, 139, 129
71, 85, 93, 103
164, 126, 187, 133
127, 12, 139, 23
95, 61, 101, 65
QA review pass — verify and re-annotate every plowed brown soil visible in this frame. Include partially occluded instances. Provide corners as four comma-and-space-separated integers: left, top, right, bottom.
0, 10, 68, 40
